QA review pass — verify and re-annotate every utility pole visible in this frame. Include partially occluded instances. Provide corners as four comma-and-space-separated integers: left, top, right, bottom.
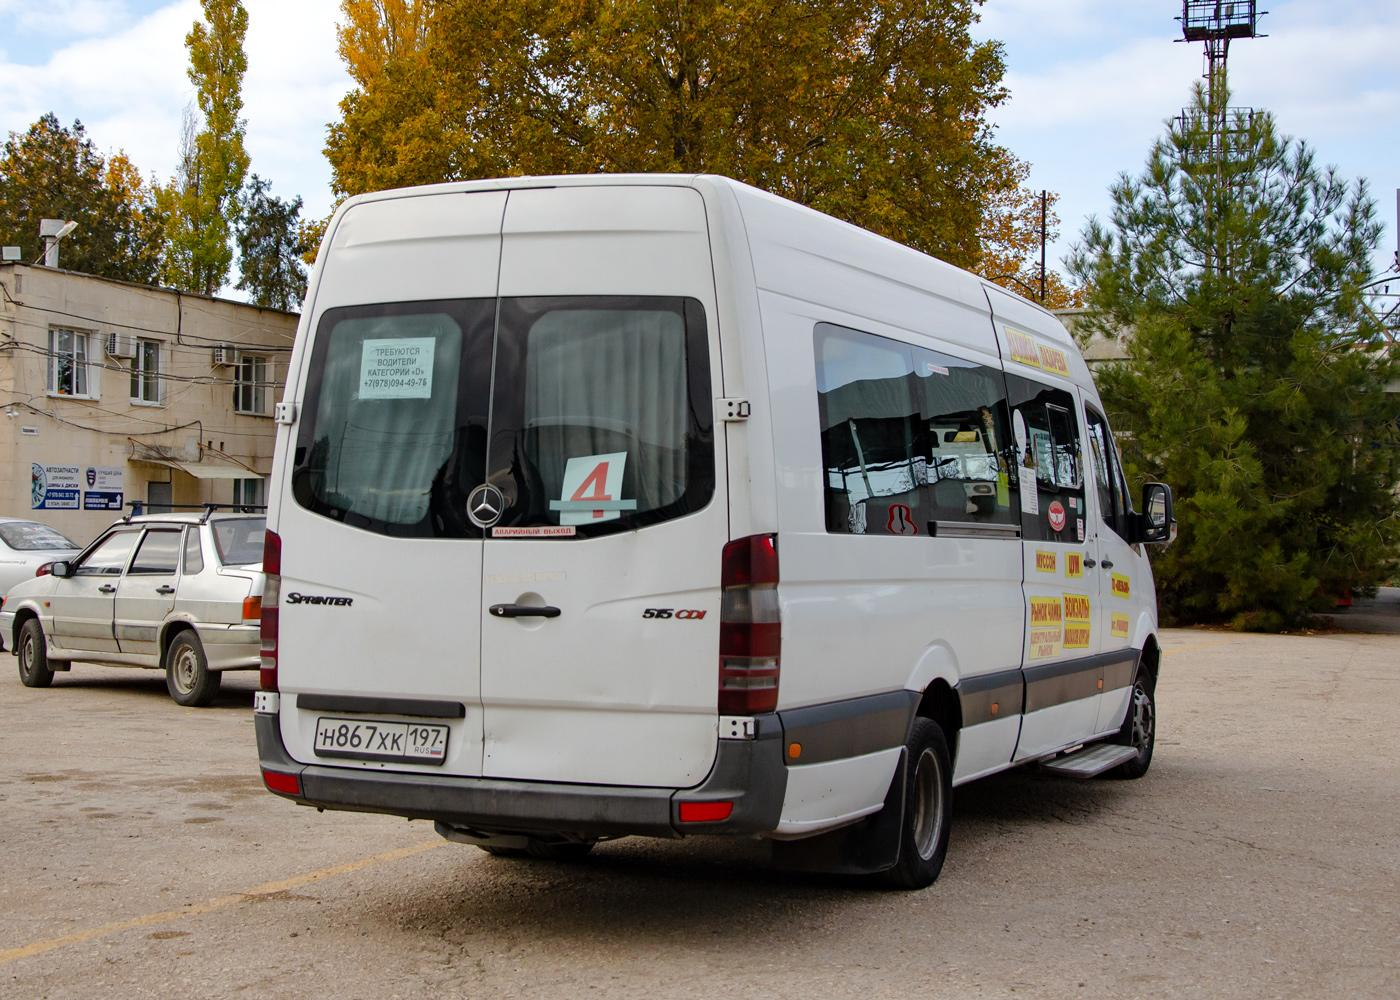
1039, 190, 1047, 303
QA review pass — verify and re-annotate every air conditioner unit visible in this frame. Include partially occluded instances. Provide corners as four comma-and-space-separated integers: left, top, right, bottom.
211, 344, 237, 365
105, 332, 138, 358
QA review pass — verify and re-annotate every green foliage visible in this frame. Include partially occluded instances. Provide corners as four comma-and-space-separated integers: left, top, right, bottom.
165, 0, 250, 295
1071, 83, 1400, 631
0, 114, 166, 283
327, 0, 1034, 273
235, 175, 308, 311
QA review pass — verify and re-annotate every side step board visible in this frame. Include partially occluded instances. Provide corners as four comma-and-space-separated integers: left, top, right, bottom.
1038, 742, 1139, 779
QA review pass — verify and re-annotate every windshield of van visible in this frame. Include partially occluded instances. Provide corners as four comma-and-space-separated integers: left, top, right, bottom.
213, 518, 266, 565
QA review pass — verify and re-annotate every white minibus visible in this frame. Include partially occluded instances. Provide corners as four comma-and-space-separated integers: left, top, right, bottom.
254, 175, 1174, 888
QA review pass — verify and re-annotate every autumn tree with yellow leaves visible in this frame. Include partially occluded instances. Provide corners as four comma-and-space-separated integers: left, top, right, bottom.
326, 0, 1070, 290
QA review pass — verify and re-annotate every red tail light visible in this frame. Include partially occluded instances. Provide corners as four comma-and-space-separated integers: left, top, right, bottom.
679, 800, 733, 823
718, 534, 780, 714
262, 769, 299, 795
260, 530, 281, 691
35, 562, 53, 577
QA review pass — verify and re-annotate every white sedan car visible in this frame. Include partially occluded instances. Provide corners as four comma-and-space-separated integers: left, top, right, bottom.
1, 511, 265, 706
0, 518, 82, 597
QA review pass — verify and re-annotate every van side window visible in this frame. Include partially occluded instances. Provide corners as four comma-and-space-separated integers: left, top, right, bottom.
1006, 375, 1086, 543
815, 323, 1018, 535
1085, 406, 1131, 539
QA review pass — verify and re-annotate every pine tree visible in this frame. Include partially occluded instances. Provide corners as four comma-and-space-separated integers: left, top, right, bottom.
1070, 83, 1400, 630
235, 175, 308, 311
164, 0, 250, 295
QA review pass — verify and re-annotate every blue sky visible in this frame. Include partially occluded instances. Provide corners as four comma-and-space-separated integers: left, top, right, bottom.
2, 0, 1396, 289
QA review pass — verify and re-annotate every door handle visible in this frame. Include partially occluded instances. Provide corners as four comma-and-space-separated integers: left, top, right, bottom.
98, 584, 116, 594
156, 585, 176, 595
489, 604, 561, 619
1082, 557, 1097, 569
1101, 560, 1115, 570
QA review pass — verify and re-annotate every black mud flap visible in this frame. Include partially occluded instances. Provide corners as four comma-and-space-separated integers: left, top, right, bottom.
770, 748, 906, 875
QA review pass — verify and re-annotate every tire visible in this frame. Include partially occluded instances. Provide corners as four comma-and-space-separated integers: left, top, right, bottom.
877, 717, 953, 889
164, 631, 220, 707
17, 619, 54, 688
1108, 667, 1155, 780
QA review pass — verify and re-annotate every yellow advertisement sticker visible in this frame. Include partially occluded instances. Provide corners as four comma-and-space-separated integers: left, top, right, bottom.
1028, 597, 1063, 659
1005, 326, 1042, 369
1062, 592, 1091, 649
1111, 573, 1131, 600
1035, 550, 1057, 574
1065, 552, 1083, 578
1038, 344, 1071, 377
1062, 592, 1091, 623
1111, 613, 1131, 638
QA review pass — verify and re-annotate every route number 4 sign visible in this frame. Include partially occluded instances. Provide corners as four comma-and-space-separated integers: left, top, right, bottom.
550, 452, 639, 526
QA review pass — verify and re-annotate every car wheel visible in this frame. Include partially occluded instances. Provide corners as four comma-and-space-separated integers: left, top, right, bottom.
1108, 668, 1155, 780
165, 631, 220, 707
17, 619, 54, 688
877, 717, 953, 890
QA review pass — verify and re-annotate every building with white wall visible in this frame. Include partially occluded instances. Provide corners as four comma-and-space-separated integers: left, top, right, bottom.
0, 263, 295, 546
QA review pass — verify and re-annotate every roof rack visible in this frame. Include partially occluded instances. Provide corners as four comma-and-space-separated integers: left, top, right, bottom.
123, 502, 268, 524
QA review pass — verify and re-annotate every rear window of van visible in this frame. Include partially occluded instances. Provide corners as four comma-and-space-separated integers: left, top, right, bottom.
292, 297, 713, 538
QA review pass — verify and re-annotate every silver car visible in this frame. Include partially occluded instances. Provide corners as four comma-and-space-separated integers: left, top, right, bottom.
0, 518, 82, 598
1, 511, 265, 706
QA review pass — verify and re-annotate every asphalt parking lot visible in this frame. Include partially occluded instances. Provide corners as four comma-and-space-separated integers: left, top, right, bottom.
2, 628, 1397, 999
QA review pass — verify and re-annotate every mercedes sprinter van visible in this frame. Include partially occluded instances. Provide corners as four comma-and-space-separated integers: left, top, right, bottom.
254, 175, 1174, 888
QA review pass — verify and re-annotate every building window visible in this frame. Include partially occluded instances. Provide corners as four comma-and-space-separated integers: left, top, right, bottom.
48, 329, 92, 396
130, 339, 161, 404
235, 354, 268, 415
233, 477, 265, 510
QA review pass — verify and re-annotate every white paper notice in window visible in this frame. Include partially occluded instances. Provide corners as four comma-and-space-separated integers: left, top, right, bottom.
550, 452, 638, 526
359, 338, 435, 399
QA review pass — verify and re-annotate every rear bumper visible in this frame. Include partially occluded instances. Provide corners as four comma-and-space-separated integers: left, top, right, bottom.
255, 711, 787, 840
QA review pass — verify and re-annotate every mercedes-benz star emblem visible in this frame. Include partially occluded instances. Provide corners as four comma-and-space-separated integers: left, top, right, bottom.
467, 484, 505, 528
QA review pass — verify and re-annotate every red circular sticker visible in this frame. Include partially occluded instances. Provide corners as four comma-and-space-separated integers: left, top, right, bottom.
1047, 501, 1066, 532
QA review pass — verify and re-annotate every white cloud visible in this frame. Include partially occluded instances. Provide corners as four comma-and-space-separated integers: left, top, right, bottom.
0, 0, 131, 40
0, 0, 350, 220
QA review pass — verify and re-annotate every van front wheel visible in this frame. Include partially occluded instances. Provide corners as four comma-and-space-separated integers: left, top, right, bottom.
877, 717, 953, 890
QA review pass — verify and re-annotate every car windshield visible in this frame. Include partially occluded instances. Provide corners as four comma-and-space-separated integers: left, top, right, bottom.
0, 521, 79, 551
212, 518, 266, 566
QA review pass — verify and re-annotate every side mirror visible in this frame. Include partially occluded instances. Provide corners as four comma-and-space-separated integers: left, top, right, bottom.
50, 561, 73, 578
1140, 482, 1175, 545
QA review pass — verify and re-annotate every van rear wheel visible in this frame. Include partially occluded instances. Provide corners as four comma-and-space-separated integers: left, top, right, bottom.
877, 717, 953, 890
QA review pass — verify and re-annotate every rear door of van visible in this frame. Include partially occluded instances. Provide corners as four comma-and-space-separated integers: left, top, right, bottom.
476, 186, 724, 788
275, 191, 505, 779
